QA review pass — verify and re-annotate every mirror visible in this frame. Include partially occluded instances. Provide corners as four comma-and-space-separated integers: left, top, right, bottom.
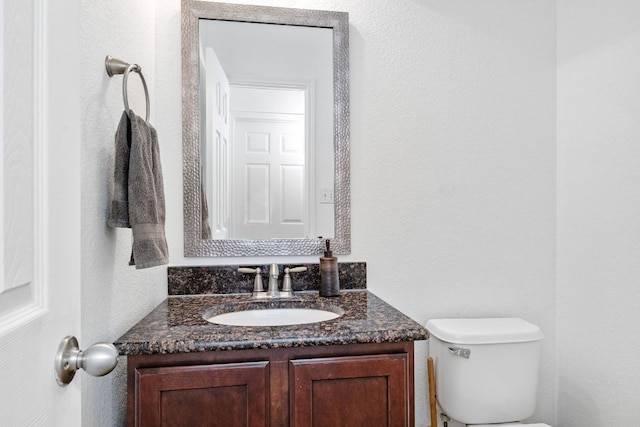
182, 0, 350, 256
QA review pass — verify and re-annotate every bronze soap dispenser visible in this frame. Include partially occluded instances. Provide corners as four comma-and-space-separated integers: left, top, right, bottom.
319, 239, 340, 297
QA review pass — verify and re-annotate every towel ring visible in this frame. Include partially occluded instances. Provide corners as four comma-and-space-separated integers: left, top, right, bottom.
105, 55, 150, 122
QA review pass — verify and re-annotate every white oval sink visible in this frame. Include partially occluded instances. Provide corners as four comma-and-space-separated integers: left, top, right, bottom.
206, 308, 341, 326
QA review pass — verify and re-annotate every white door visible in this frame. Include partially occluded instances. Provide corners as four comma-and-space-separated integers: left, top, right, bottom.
203, 47, 230, 239
0, 0, 81, 424
232, 114, 307, 239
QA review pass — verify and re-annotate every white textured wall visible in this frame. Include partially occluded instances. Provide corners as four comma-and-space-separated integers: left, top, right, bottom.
347, 2, 557, 424
81, 0, 557, 425
80, 1, 168, 425
557, 1, 640, 425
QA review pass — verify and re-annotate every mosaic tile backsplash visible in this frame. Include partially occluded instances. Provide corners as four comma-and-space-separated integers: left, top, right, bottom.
168, 262, 367, 296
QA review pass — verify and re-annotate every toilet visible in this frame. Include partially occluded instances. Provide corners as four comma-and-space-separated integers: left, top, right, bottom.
425, 317, 552, 427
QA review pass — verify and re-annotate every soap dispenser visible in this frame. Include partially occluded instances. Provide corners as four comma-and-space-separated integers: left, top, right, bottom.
319, 239, 340, 297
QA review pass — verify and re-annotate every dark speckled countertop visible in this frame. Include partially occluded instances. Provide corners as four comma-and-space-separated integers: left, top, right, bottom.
114, 290, 428, 355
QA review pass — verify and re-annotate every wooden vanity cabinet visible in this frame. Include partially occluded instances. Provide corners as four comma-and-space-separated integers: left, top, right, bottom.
133, 361, 269, 426
127, 341, 415, 427
290, 353, 411, 426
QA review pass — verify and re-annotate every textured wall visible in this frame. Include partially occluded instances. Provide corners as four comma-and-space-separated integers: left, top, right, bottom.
81, 0, 557, 425
346, 2, 558, 424
80, 1, 167, 425
557, 1, 640, 425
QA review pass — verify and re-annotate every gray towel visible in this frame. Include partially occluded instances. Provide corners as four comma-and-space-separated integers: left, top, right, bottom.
107, 110, 169, 269
201, 184, 211, 239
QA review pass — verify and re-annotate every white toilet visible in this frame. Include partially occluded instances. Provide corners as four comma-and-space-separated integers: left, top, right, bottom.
425, 317, 552, 427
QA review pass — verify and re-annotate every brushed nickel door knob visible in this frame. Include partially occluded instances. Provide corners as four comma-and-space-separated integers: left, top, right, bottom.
54, 336, 118, 386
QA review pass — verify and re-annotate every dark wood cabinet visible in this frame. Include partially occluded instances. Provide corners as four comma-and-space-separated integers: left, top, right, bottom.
127, 342, 415, 427
290, 354, 410, 427
134, 361, 269, 427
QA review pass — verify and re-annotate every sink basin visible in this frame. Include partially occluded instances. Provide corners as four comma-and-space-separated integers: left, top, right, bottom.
205, 307, 342, 326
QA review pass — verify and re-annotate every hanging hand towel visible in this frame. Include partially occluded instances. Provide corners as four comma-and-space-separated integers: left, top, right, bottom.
107, 111, 131, 227
107, 110, 169, 269
201, 184, 212, 239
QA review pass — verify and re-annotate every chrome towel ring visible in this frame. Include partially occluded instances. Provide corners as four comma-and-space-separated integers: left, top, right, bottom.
105, 55, 150, 122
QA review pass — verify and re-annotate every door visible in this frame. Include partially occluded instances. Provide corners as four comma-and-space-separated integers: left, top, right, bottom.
202, 47, 230, 239
134, 361, 269, 427
232, 113, 307, 239
290, 354, 411, 427
0, 0, 81, 424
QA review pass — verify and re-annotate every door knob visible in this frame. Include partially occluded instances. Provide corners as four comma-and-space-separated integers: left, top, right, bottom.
54, 336, 119, 386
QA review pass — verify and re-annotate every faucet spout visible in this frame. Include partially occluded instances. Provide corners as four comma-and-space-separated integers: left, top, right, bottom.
267, 263, 280, 297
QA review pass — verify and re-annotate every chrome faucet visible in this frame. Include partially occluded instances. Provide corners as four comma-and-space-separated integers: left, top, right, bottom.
267, 263, 280, 297
239, 264, 307, 299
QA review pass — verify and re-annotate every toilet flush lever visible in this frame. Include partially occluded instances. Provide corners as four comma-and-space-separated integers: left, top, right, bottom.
448, 347, 471, 359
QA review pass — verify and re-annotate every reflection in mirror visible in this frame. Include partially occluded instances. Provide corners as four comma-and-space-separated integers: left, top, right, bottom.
199, 19, 334, 240
182, 0, 350, 257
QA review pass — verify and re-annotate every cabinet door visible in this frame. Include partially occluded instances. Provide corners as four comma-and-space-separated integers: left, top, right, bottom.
135, 361, 269, 427
290, 353, 410, 427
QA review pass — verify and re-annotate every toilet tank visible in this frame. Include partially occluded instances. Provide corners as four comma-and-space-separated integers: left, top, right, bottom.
426, 318, 543, 425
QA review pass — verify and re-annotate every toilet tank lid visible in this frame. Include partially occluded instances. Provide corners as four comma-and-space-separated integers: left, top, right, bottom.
425, 317, 544, 344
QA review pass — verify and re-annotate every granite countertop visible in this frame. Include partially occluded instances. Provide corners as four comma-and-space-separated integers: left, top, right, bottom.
114, 290, 428, 355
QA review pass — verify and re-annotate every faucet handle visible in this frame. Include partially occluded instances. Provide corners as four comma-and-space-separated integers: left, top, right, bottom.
238, 267, 265, 296
281, 266, 308, 296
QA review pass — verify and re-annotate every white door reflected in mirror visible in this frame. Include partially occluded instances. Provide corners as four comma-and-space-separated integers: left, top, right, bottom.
199, 18, 335, 240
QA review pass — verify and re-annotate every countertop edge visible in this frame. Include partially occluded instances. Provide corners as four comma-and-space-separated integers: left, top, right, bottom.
116, 331, 429, 356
